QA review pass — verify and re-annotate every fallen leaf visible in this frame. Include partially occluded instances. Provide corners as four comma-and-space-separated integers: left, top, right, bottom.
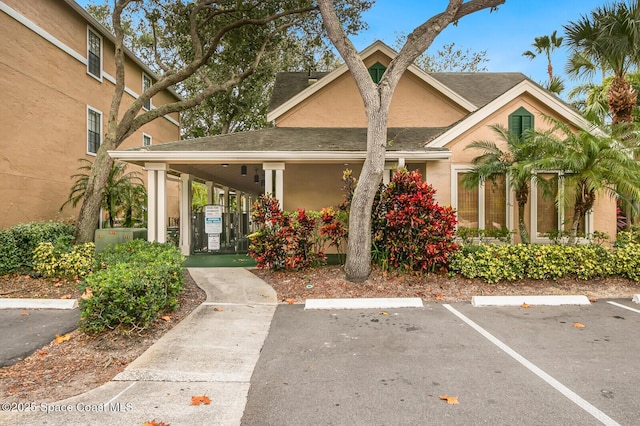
60, 294, 72, 299
23, 275, 31, 280
213, 307, 223, 312
81, 286, 93, 300
573, 322, 586, 328
55, 333, 71, 344
190, 395, 212, 406
53, 282, 63, 287
439, 395, 459, 405
161, 316, 171, 322
285, 298, 295, 304
142, 421, 170, 426
21, 312, 29, 316
435, 294, 445, 301
38, 350, 48, 356
521, 303, 530, 309
588, 297, 598, 303
379, 311, 389, 316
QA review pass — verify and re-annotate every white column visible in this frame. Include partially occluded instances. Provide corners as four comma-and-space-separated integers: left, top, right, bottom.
157, 165, 167, 243
263, 162, 285, 207
223, 186, 230, 244
145, 163, 168, 243
205, 181, 214, 204
147, 167, 157, 242
179, 174, 192, 256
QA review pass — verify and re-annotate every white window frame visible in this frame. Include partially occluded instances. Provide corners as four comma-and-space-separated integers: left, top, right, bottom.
87, 27, 103, 81
530, 171, 594, 244
451, 165, 513, 236
142, 72, 152, 110
142, 133, 152, 147
87, 106, 102, 156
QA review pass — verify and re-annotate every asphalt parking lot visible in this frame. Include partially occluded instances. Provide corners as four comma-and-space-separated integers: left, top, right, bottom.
242, 299, 640, 426
0, 309, 79, 367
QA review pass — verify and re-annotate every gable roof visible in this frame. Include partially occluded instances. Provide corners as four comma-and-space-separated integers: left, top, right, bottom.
429, 73, 528, 109
266, 40, 479, 122
427, 79, 597, 148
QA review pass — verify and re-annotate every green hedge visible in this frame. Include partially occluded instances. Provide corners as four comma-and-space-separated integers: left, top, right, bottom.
0, 222, 75, 274
80, 240, 185, 334
448, 243, 638, 283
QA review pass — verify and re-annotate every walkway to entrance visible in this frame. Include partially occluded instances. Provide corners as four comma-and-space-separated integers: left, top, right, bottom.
183, 253, 257, 268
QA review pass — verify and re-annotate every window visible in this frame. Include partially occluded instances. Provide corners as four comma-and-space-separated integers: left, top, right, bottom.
508, 107, 534, 136
142, 73, 152, 110
368, 62, 387, 84
87, 107, 102, 155
453, 167, 508, 231
143, 133, 152, 147
87, 28, 102, 80
531, 172, 589, 241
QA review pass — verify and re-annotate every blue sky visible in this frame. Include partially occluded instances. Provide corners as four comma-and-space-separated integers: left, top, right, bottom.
77, 0, 606, 90
352, 0, 605, 88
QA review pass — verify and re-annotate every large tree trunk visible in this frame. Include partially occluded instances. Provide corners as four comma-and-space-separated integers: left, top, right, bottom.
344, 113, 387, 282
74, 138, 117, 243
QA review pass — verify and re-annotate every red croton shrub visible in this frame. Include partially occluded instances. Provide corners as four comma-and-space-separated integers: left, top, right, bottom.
248, 195, 346, 270
372, 168, 459, 272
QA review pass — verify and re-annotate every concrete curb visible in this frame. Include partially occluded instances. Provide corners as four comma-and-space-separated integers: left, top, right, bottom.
0, 298, 78, 310
305, 297, 424, 310
633, 294, 640, 304
472, 295, 591, 307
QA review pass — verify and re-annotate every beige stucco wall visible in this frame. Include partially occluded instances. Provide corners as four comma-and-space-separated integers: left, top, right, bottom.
0, 0, 180, 230
275, 59, 466, 128
424, 94, 617, 241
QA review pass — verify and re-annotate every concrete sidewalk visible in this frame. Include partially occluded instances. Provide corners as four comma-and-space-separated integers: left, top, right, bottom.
1, 267, 277, 426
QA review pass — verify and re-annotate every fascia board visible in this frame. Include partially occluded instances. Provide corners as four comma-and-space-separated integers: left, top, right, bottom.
108, 149, 451, 163
426, 80, 598, 148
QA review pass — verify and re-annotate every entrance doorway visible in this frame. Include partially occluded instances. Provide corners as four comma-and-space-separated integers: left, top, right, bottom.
191, 204, 251, 254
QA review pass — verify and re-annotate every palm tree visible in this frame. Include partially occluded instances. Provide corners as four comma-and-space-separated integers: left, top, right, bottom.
61, 159, 146, 228
464, 125, 541, 244
523, 30, 564, 93
531, 119, 640, 244
564, 1, 640, 124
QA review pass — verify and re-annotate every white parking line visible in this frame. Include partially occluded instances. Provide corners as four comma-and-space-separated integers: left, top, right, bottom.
607, 301, 640, 314
443, 304, 621, 426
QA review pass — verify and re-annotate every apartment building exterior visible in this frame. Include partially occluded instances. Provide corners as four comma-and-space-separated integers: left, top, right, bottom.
0, 0, 181, 229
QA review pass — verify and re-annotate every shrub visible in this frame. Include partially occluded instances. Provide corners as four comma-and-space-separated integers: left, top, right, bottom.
33, 241, 95, 279
80, 240, 184, 334
0, 221, 75, 274
372, 169, 459, 272
248, 195, 348, 270
613, 243, 640, 281
448, 243, 615, 283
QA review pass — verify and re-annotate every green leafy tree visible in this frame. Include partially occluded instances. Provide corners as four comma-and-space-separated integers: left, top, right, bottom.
318, 0, 505, 282
532, 119, 640, 244
61, 159, 146, 228
463, 124, 541, 244
75, 1, 370, 243
564, 1, 640, 124
522, 30, 564, 94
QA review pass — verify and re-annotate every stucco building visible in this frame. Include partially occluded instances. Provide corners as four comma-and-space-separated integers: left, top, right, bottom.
112, 41, 615, 255
0, 0, 181, 229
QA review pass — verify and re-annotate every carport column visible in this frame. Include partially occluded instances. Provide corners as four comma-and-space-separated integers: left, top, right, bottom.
179, 173, 192, 256
205, 181, 214, 204
263, 162, 285, 207
223, 186, 231, 245
145, 163, 168, 243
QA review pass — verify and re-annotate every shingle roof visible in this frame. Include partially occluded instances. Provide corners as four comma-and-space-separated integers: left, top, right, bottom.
268, 72, 331, 112
130, 127, 450, 152
428, 72, 528, 108
268, 71, 529, 112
